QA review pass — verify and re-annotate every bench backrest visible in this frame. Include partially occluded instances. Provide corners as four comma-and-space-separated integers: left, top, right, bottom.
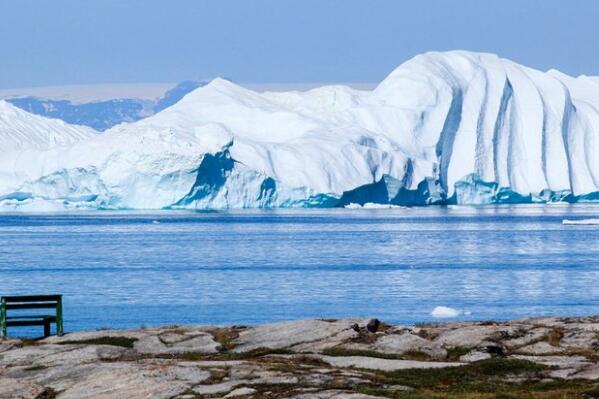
1, 295, 62, 310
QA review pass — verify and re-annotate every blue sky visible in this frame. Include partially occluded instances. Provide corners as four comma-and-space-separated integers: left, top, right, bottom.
1, 0, 598, 89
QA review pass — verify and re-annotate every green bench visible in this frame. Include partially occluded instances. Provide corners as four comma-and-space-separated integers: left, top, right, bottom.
1, 295, 64, 338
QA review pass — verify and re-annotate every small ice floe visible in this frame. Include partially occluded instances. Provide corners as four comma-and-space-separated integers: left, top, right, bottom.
152, 220, 161, 224
431, 306, 462, 318
562, 218, 599, 225
345, 202, 405, 209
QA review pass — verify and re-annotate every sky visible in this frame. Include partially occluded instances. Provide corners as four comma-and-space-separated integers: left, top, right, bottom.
1, 0, 599, 89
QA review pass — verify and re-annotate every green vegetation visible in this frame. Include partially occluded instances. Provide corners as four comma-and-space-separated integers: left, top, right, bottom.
446, 346, 471, 360
322, 347, 433, 361
369, 358, 547, 390
343, 358, 599, 399
546, 329, 564, 347
322, 347, 405, 360
211, 328, 240, 352
166, 347, 294, 362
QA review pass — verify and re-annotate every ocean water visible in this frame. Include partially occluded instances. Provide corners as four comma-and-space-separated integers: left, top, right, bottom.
1, 205, 599, 335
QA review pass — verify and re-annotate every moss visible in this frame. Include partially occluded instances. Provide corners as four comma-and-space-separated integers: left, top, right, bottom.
57, 336, 137, 348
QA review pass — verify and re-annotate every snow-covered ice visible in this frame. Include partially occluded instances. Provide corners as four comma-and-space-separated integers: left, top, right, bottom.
1, 50, 599, 210
431, 306, 462, 318
562, 219, 599, 225
344, 202, 405, 209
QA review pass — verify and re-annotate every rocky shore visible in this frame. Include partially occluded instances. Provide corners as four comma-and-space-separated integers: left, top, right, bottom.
3, 316, 599, 398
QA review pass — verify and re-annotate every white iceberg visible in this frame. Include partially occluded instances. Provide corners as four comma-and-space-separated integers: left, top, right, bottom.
562, 218, 599, 225
431, 306, 462, 318
1, 50, 599, 210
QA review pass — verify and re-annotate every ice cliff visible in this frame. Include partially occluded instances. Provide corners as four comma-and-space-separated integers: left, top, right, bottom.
1, 50, 598, 210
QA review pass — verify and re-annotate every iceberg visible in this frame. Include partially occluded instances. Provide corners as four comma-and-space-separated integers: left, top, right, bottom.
562, 219, 599, 225
1, 50, 599, 210
431, 306, 462, 318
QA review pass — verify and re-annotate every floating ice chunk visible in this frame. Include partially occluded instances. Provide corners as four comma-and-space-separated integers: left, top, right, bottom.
344, 203, 362, 209
344, 202, 405, 209
431, 306, 462, 318
562, 219, 599, 225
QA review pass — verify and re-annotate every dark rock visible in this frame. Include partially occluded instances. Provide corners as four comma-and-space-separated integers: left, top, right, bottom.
35, 387, 58, 399
366, 319, 381, 333
351, 323, 360, 333
485, 343, 505, 357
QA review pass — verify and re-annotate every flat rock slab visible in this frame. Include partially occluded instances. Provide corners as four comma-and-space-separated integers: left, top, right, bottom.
370, 333, 447, 359
233, 319, 363, 352
317, 355, 464, 371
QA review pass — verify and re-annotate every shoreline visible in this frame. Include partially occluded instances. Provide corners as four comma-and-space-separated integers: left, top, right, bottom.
3, 316, 599, 398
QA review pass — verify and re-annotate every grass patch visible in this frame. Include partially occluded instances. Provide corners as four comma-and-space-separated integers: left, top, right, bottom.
446, 346, 471, 360
322, 347, 434, 361
546, 329, 564, 347
57, 336, 137, 348
401, 350, 433, 361
211, 328, 240, 352
167, 347, 294, 361
369, 358, 548, 391
259, 354, 331, 372
202, 367, 229, 385
348, 332, 380, 344
322, 347, 405, 360
416, 328, 439, 341
346, 359, 599, 399
18, 339, 41, 347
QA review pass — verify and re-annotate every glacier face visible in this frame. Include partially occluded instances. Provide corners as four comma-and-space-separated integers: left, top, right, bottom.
1, 50, 599, 210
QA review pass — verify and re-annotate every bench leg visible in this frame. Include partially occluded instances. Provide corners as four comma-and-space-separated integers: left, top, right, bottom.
43, 320, 51, 338
56, 298, 64, 336
0, 300, 6, 338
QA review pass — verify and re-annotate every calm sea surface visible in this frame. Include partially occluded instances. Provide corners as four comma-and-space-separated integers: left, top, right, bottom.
1, 205, 599, 334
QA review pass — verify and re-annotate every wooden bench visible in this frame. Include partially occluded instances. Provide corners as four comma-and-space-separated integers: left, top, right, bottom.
1, 295, 64, 338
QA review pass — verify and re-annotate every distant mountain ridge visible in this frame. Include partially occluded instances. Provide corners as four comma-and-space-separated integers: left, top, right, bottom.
4, 81, 206, 131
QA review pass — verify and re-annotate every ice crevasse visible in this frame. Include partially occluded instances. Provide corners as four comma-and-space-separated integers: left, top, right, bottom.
1, 50, 598, 210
